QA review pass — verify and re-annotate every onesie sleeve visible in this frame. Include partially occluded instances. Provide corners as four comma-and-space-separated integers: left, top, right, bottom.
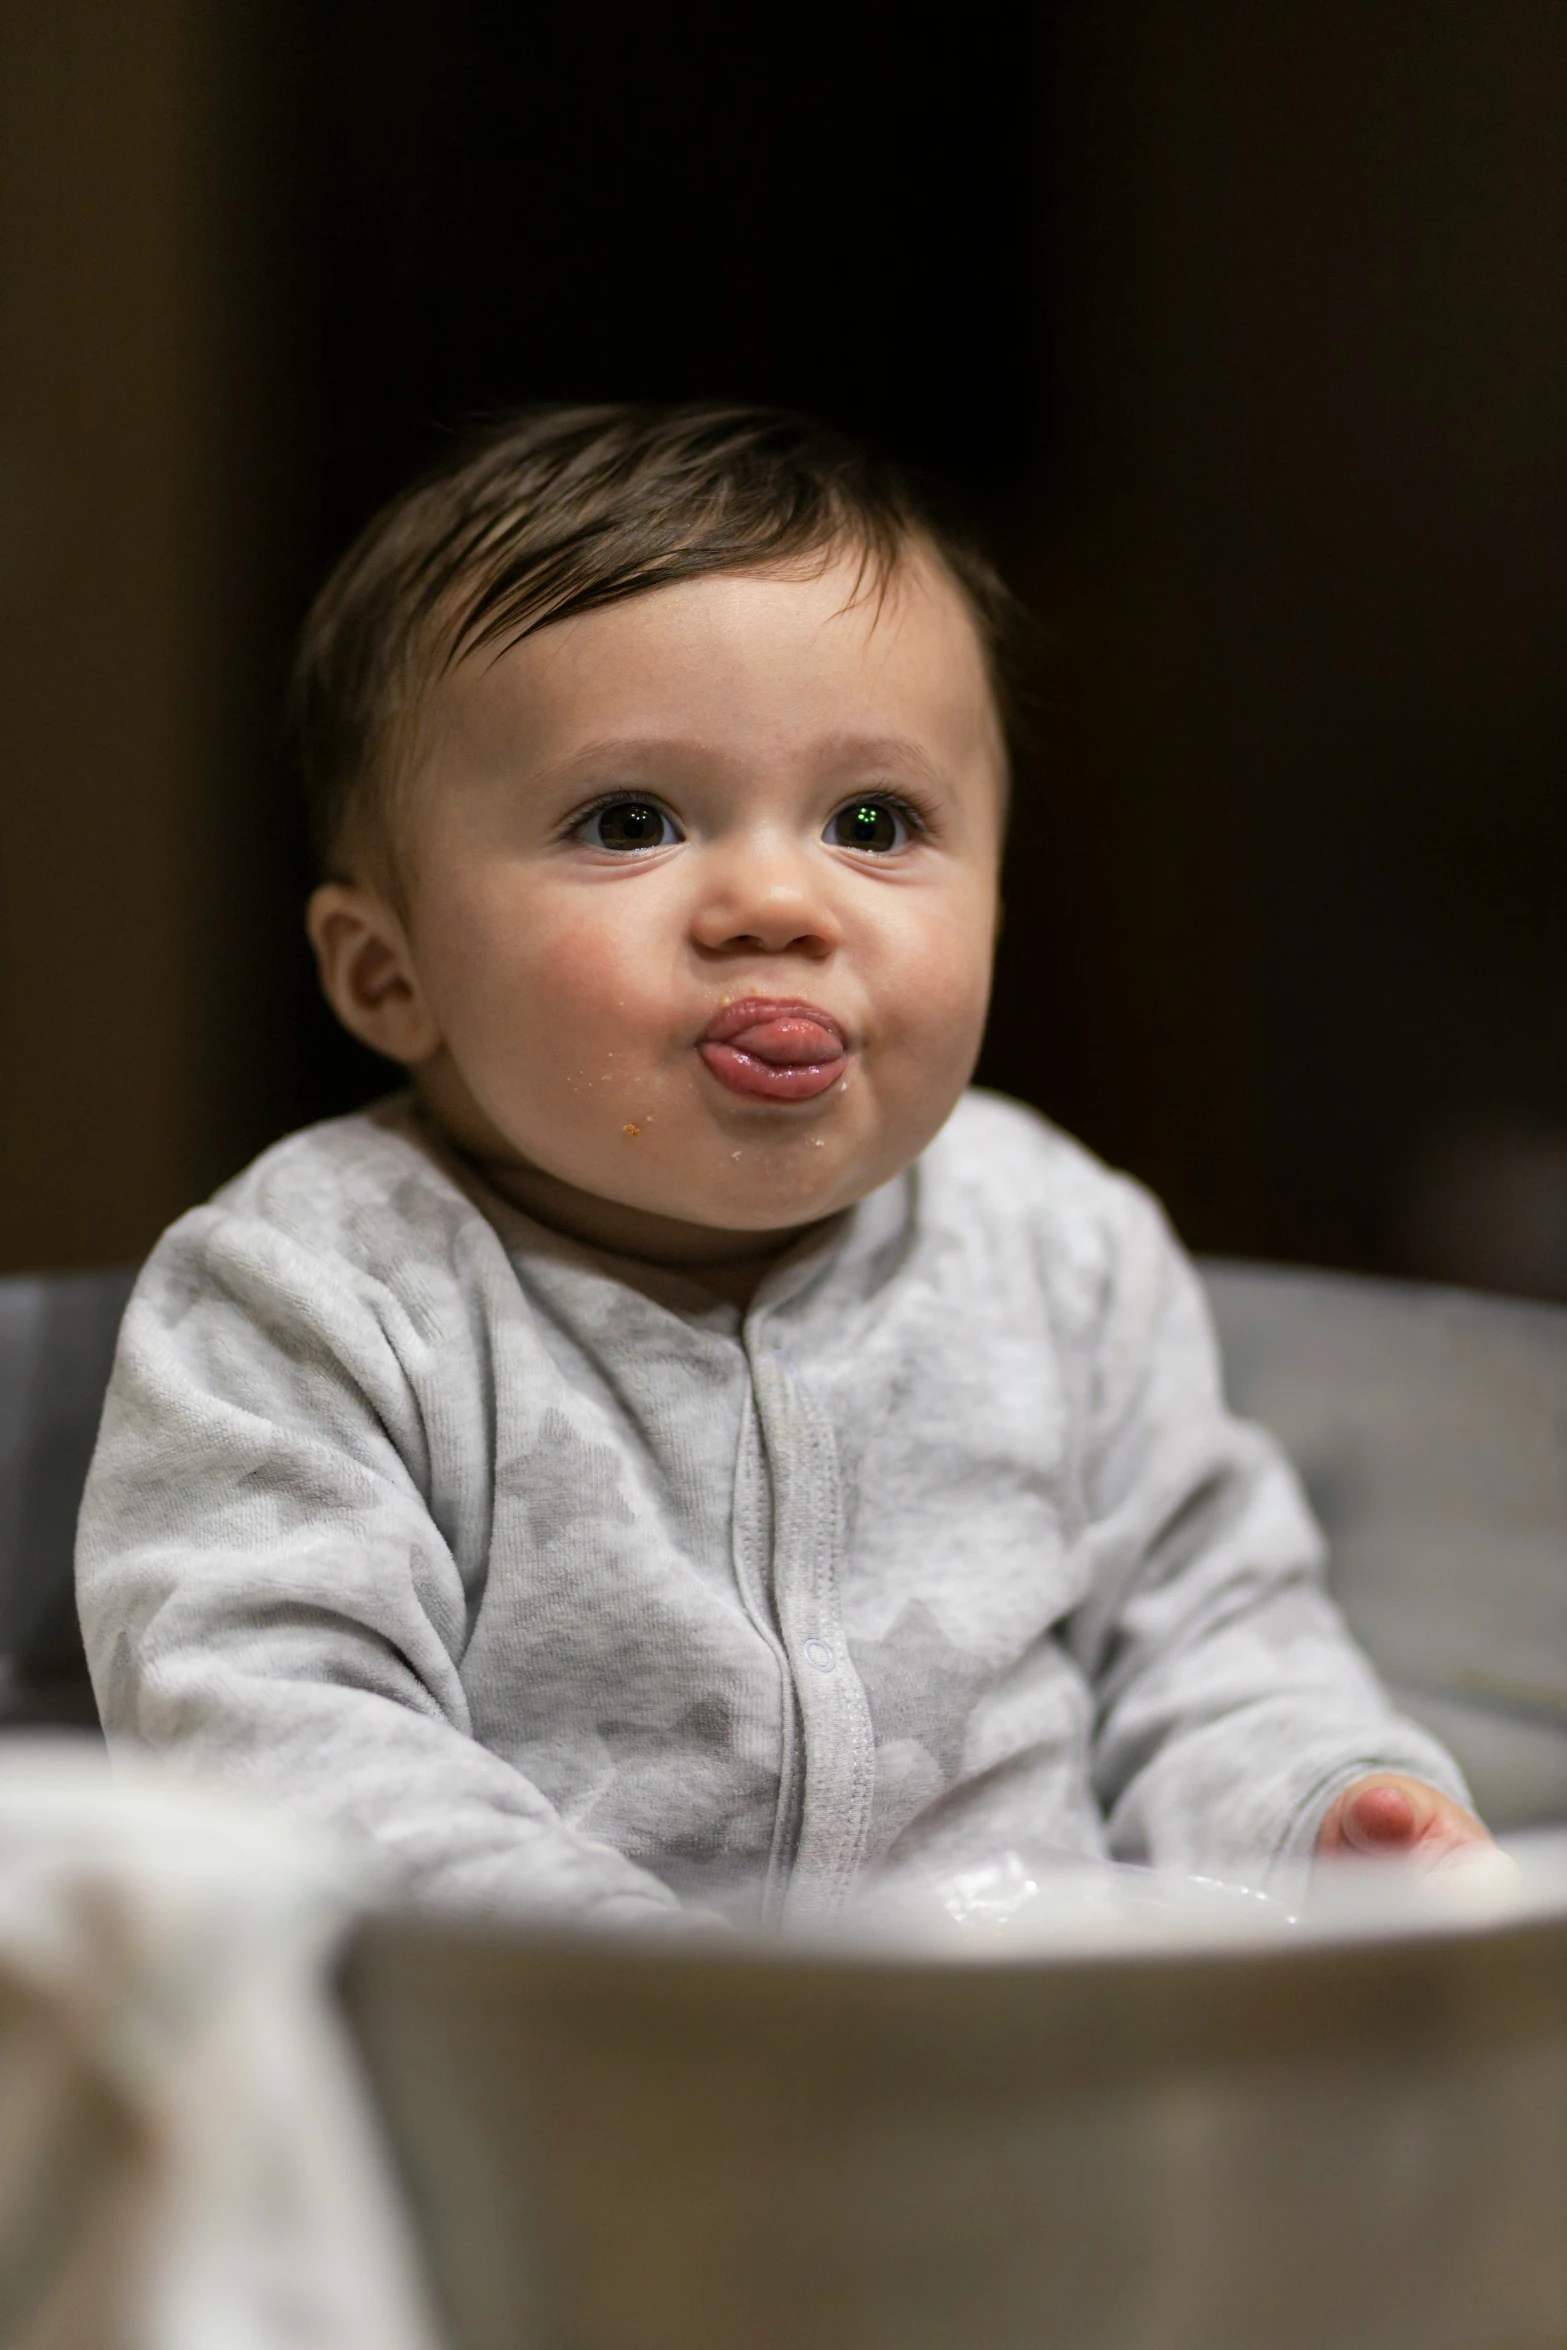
75, 1203, 687, 1929
1062, 1179, 1472, 1885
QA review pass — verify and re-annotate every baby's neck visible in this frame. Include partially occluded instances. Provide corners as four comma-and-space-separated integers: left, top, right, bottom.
427, 1114, 817, 1308
491, 1157, 813, 1306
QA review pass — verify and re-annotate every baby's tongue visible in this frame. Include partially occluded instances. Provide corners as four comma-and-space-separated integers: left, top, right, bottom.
727, 1014, 841, 1066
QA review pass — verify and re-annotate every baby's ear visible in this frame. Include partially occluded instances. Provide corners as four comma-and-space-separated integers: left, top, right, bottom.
305, 882, 441, 1065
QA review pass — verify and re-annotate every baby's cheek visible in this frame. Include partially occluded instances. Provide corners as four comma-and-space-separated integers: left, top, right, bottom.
503, 921, 692, 1138
523, 901, 657, 1019
875, 886, 994, 1021
879, 941, 993, 1095
423, 898, 633, 1111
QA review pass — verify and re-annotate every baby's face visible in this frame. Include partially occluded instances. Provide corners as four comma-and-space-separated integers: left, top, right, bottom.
319, 548, 1003, 1265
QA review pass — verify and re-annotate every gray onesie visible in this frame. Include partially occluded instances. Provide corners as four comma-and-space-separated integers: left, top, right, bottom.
76, 1089, 1467, 1927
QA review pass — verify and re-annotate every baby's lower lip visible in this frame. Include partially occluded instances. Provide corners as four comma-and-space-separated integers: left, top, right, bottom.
697, 1009, 848, 1103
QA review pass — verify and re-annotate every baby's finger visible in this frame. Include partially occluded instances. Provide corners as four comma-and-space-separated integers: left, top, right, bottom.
1315, 1773, 1491, 1863
1340, 1777, 1422, 1851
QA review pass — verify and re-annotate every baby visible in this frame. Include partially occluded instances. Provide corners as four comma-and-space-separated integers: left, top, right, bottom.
77, 404, 1487, 1928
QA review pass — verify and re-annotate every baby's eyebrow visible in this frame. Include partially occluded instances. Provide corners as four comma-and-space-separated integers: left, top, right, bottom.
812, 733, 951, 785
525, 733, 954, 793
528, 736, 733, 787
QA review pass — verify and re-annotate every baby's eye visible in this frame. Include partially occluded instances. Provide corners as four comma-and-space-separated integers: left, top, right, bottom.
575, 799, 681, 852
824, 797, 912, 853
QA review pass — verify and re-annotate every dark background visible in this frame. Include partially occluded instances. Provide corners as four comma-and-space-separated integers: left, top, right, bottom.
2, 1, 1563, 1295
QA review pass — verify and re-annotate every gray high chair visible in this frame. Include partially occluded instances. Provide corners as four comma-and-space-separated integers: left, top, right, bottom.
1200, 1259, 1567, 1831
0, 1266, 133, 1726
3, 1260, 1565, 2350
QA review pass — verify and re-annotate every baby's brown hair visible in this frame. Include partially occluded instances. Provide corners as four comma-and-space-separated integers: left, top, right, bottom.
289, 403, 1020, 883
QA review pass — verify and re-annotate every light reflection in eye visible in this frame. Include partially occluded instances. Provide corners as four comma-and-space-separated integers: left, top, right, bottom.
577, 800, 680, 851
826, 799, 908, 852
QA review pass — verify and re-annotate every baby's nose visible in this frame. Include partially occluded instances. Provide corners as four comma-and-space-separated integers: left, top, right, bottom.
689, 843, 841, 958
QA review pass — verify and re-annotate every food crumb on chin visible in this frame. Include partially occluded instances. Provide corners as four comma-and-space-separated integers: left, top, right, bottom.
622, 1123, 641, 1138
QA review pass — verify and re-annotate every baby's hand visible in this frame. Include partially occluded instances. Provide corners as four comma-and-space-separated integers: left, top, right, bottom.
1315, 1773, 1492, 1869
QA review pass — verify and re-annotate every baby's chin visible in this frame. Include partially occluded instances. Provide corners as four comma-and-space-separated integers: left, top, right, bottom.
418, 1055, 934, 1262
470, 1118, 902, 1269
669, 1102, 936, 1229
574, 1151, 877, 1250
